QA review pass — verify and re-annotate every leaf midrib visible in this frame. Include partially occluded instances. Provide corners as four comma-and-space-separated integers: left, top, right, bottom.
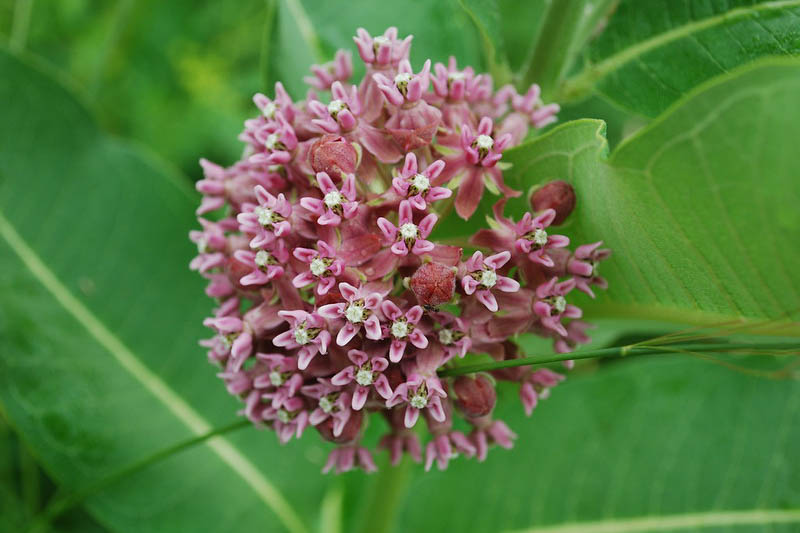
0, 209, 307, 533
504, 508, 800, 533
563, 0, 800, 97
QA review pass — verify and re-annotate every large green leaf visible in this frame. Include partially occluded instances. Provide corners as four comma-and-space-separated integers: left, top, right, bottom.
395, 356, 800, 532
566, 0, 800, 117
0, 50, 334, 533
503, 58, 800, 325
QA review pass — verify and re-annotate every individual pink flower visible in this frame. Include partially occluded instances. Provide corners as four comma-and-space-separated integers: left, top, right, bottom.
196, 158, 228, 215
232, 239, 288, 286
514, 208, 570, 267
254, 353, 303, 410
440, 116, 516, 219
253, 81, 296, 123
236, 185, 292, 249
189, 218, 228, 273
331, 349, 393, 410
292, 240, 344, 295
424, 403, 476, 471
495, 84, 560, 144
377, 200, 437, 256
305, 50, 353, 91
353, 27, 412, 67
303, 379, 353, 437
570, 241, 612, 298
263, 396, 308, 444
323, 445, 377, 474
533, 277, 582, 337
317, 282, 384, 345
519, 368, 565, 416
272, 310, 332, 370
386, 371, 447, 428
249, 116, 298, 166
469, 418, 516, 461
380, 300, 428, 362
461, 251, 520, 312
391, 153, 451, 210
300, 172, 358, 226
201, 316, 252, 371
374, 59, 431, 106
431, 312, 472, 360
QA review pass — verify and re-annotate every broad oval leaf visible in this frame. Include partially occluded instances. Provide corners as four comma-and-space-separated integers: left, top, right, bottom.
504, 59, 800, 325
0, 50, 333, 533
568, 0, 800, 117
394, 355, 800, 532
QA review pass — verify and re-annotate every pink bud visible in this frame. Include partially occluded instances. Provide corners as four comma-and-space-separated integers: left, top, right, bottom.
531, 180, 576, 225
309, 134, 358, 177
453, 375, 496, 418
409, 262, 455, 308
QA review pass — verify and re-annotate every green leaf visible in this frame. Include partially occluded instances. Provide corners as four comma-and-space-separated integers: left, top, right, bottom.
263, 0, 486, 97
566, 0, 800, 117
458, 0, 513, 85
504, 58, 800, 326
496, 0, 550, 72
395, 356, 800, 532
0, 50, 332, 533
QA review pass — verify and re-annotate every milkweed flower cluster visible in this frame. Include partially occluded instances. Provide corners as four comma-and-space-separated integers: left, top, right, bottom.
191, 27, 609, 474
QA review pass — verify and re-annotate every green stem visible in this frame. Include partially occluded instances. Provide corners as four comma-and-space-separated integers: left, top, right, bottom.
521, 0, 590, 97
438, 341, 800, 377
260, 0, 278, 92
9, 0, 34, 52
355, 457, 412, 533
28, 419, 250, 533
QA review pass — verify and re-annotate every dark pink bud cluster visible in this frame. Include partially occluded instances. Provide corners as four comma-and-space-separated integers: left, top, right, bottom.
190, 27, 609, 474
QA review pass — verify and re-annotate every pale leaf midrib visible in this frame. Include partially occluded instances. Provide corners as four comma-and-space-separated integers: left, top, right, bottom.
0, 210, 307, 533
566, 0, 800, 90
506, 508, 800, 533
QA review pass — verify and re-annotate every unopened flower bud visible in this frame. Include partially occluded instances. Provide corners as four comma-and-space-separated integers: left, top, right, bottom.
409, 262, 455, 308
317, 409, 364, 444
453, 375, 496, 418
531, 180, 575, 225
309, 134, 358, 177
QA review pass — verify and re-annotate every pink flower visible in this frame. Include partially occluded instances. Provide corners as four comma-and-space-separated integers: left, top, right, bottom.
292, 240, 344, 295
236, 185, 292, 249
323, 445, 377, 474
300, 172, 358, 226
253, 82, 296, 123
196, 159, 227, 215
305, 50, 353, 91
519, 368, 564, 416
391, 153, 451, 210
374, 59, 431, 106
514, 209, 570, 267
431, 312, 472, 360
189, 218, 228, 272
377, 200, 437, 256
470, 418, 516, 461
353, 27, 411, 67
380, 300, 428, 362
331, 349, 393, 410
533, 277, 582, 337
201, 316, 252, 371
386, 372, 447, 428
254, 353, 303, 410
263, 396, 308, 444
461, 251, 520, 312
570, 241, 612, 298
303, 379, 353, 437
249, 116, 298, 166
273, 310, 332, 370
317, 282, 384, 345
440, 116, 517, 219
232, 239, 288, 286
